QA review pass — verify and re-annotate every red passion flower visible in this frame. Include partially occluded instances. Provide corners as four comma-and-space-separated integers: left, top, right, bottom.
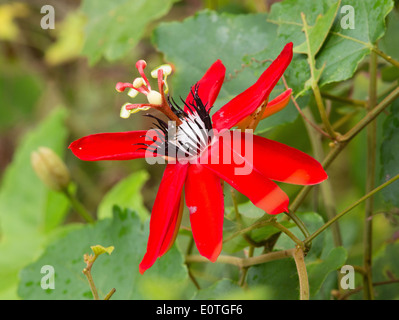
69, 42, 327, 274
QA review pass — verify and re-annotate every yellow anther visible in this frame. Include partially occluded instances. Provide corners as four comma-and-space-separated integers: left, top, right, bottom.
127, 88, 139, 98
147, 90, 163, 105
150, 64, 172, 78
133, 77, 146, 89
120, 103, 132, 119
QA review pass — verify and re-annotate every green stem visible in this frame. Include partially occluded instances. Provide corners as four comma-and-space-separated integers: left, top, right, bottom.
104, 288, 116, 300
284, 210, 310, 239
63, 187, 95, 223
372, 46, 399, 69
321, 92, 367, 107
186, 249, 294, 268
302, 107, 343, 247
293, 247, 309, 300
304, 173, 399, 245
239, 246, 254, 287
313, 84, 337, 139
272, 219, 305, 249
83, 264, 99, 300
363, 51, 378, 300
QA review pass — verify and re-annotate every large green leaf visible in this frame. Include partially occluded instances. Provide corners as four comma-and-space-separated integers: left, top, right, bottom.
307, 246, 347, 296
263, 0, 394, 94
380, 98, 399, 207
81, 0, 179, 64
153, 10, 306, 133
18, 207, 188, 300
153, 10, 278, 110
97, 170, 149, 221
0, 108, 70, 299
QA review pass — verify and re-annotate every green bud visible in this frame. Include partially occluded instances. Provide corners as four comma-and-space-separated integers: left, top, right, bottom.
31, 146, 70, 192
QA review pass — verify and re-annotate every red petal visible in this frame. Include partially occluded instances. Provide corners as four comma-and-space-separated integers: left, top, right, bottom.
261, 88, 292, 119
231, 131, 328, 185
185, 60, 226, 113
200, 138, 289, 215
69, 130, 158, 161
212, 43, 293, 131
185, 164, 224, 262
139, 163, 188, 274
158, 195, 184, 257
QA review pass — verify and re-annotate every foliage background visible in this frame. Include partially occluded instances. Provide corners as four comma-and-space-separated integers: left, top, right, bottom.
0, 0, 398, 300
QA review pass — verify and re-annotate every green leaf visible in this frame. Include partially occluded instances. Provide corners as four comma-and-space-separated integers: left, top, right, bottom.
307, 246, 347, 297
18, 207, 188, 300
247, 256, 299, 300
294, 1, 341, 57
380, 8, 399, 82
380, 8, 399, 61
153, 10, 278, 110
91, 245, 114, 256
0, 108, 69, 299
154, 10, 307, 132
267, 0, 394, 93
317, 0, 394, 87
97, 170, 149, 221
380, 98, 399, 207
81, 0, 179, 64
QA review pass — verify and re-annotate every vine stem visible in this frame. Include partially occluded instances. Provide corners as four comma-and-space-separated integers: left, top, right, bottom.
304, 173, 399, 245
293, 247, 309, 300
186, 249, 294, 268
301, 107, 343, 247
372, 46, 399, 69
363, 50, 378, 300
83, 256, 99, 300
321, 92, 367, 107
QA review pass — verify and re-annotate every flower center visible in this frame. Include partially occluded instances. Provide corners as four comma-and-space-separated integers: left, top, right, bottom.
142, 87, 214, 160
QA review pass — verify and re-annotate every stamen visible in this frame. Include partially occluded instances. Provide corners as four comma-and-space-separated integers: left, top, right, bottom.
135, 60, 151, 90
120, 103, 152, 118
132, 78, 150, 94
151, 64, 172, 94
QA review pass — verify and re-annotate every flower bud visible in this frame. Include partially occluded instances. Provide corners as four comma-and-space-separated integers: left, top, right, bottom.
31, 146, 70, 192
